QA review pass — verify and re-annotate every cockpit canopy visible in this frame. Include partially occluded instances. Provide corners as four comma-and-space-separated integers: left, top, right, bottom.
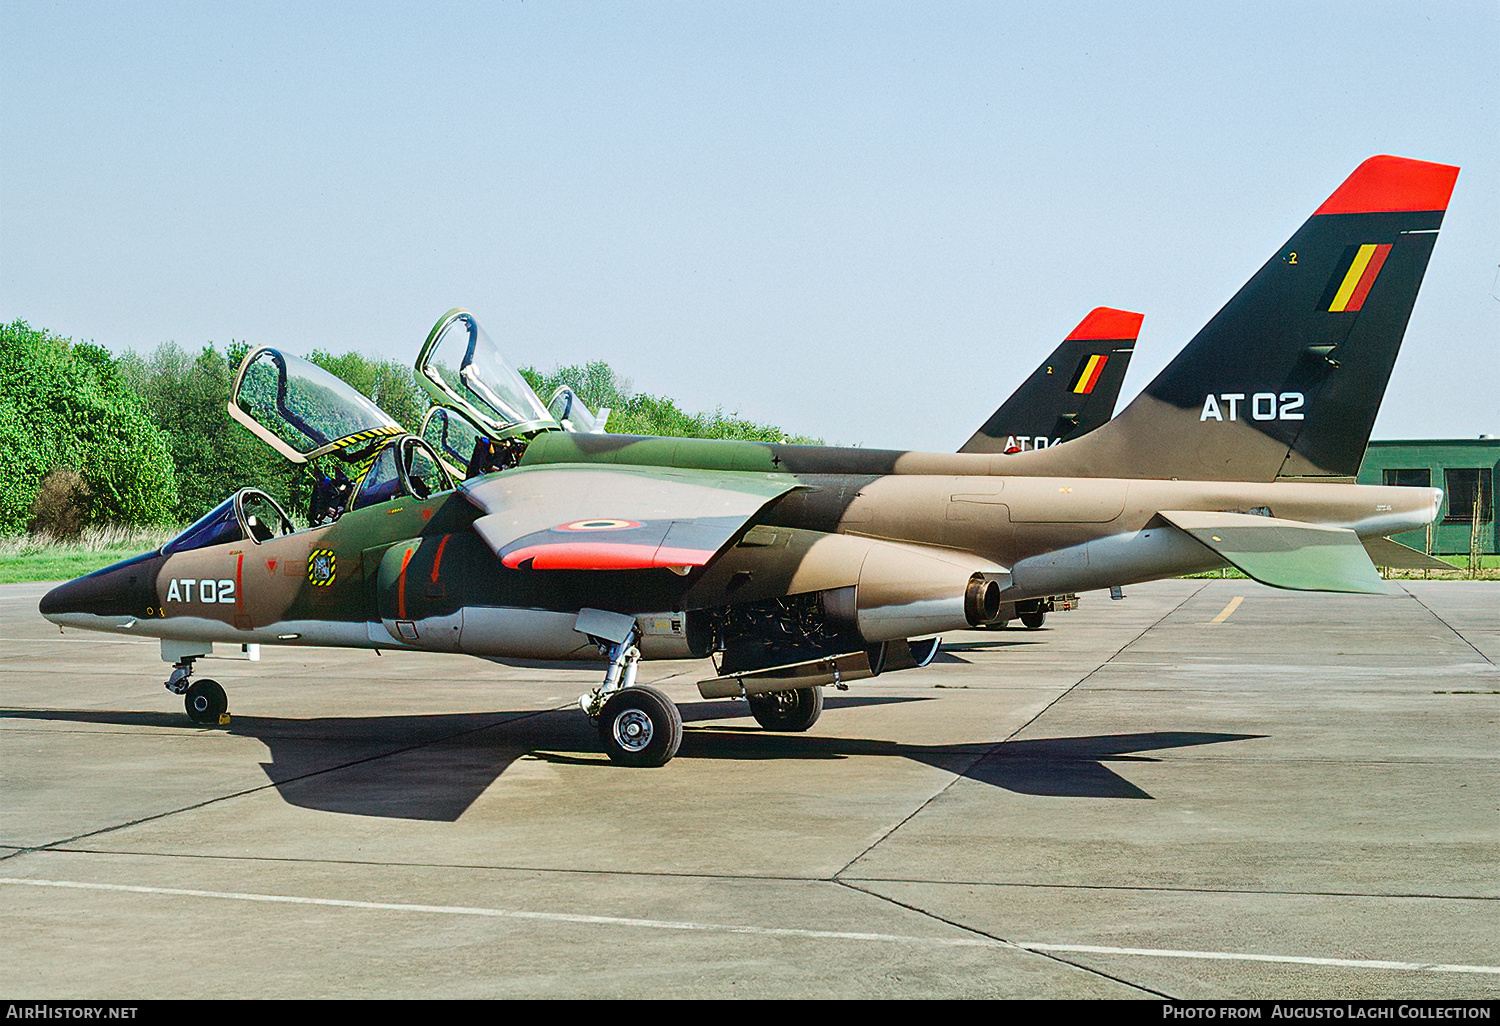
547, 385, 610, 433
162, 489, 296, 555
414, 309, 558, 441
229, 347, 404, 463
227, 345, 457, 526
420, 404, 486, 479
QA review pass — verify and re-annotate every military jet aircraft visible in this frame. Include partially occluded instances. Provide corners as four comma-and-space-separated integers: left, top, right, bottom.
40, 155, 1457, 767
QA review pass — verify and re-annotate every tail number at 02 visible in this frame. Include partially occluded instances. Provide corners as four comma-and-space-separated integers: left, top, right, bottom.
1200, 392, 1304, 422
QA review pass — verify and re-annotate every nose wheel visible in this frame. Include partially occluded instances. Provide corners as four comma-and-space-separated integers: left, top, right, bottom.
165, 657, 230, 726
184, 679, 229, 725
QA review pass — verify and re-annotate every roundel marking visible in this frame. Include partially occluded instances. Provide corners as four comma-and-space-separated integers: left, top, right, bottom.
554, 519, 643, 532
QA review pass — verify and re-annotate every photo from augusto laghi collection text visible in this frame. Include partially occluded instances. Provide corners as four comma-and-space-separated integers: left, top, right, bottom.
1162, 1005, 1493, 1020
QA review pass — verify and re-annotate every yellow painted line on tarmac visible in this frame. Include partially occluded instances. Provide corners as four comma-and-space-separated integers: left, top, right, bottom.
1207, 596, 1244, 624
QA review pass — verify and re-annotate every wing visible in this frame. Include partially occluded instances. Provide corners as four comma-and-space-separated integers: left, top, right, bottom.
461, 464, 801, 571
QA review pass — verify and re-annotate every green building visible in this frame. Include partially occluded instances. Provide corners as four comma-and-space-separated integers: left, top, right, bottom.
1357, 438, 1498, 555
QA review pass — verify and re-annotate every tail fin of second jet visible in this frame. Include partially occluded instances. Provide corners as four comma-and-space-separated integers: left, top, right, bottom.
959, 307, 1140, 455
1003, 156, 1459, 482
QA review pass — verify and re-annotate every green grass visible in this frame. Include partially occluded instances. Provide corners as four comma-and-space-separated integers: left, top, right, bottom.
0, 526, 178, 583
1185, 554, 1499, 582
1381, 553, 1500, 580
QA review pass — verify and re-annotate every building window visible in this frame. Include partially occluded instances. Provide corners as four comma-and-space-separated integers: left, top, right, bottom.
1443, 468, 1493, 524
1383, 468, 1431, 488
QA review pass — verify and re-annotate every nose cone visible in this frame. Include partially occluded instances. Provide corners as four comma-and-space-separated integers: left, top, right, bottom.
40, 550, 163, 625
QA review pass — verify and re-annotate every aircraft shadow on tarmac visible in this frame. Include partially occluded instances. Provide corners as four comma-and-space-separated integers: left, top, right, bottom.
2, 703, 1262, 821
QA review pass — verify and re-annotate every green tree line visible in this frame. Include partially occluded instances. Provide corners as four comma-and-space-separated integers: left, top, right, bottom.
522, 361, 822, 444
1, 320, 815, 537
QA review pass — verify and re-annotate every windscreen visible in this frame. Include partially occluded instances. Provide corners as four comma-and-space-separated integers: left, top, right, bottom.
162, 496, 243, 555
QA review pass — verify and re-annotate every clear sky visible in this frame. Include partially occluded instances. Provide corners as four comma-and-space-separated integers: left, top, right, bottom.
3, 1, 1496, 451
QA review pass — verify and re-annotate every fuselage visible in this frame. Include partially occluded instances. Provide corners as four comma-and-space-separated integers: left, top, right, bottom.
39, 456, 1440, 663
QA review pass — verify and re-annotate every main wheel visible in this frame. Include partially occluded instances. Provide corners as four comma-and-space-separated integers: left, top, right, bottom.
1020, 608, 1046, 630
747, 686, 823, 732
597, 686, 682, 767
184, 678, 227, 724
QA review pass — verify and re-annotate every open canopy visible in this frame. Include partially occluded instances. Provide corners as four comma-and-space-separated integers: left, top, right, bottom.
229, 347, 403, 463
414, 309, 558, 441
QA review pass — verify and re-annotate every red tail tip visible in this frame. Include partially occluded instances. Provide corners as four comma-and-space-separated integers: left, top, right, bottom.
1067, 307, 1144, 342
1314, 155, 1459, 216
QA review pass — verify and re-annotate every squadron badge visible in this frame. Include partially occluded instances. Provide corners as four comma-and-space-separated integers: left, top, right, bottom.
307, 549, 337, 587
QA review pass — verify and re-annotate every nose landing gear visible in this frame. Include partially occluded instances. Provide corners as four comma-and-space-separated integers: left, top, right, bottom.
165, 657, 230, 726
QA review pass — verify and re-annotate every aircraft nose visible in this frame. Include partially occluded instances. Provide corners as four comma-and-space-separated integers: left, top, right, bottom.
39, 551, 162, 623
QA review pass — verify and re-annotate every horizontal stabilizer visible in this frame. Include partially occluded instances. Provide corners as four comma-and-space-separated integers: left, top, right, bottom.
1157, 510, 1390, 595
462, 464, 800, 571
1360, 535, 1455, 572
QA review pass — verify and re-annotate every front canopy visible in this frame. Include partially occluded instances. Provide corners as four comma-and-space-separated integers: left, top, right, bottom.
162, 488, 296, 554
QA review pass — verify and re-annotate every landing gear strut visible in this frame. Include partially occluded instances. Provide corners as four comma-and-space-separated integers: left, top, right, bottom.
165, 657, 229, 725
578, 620, 683, 767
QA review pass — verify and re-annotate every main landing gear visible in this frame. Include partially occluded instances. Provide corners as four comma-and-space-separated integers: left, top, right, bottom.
165, 657, 230, 726
597, 686, 683, 768
746, 687, 823, 732
580, 624, 682, 767
573, 611, 826, 767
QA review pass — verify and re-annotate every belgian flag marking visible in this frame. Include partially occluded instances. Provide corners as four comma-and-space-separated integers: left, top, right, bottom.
1325, 243, 1393, 313
1069, 354, 1109, 395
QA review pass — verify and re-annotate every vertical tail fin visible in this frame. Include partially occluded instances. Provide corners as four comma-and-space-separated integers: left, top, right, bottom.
959, 308, 1140, 454
1003, 156, 1459, 482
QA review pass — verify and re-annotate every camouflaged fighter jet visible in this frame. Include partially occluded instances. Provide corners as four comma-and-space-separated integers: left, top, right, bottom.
40, 155, 1456, 767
